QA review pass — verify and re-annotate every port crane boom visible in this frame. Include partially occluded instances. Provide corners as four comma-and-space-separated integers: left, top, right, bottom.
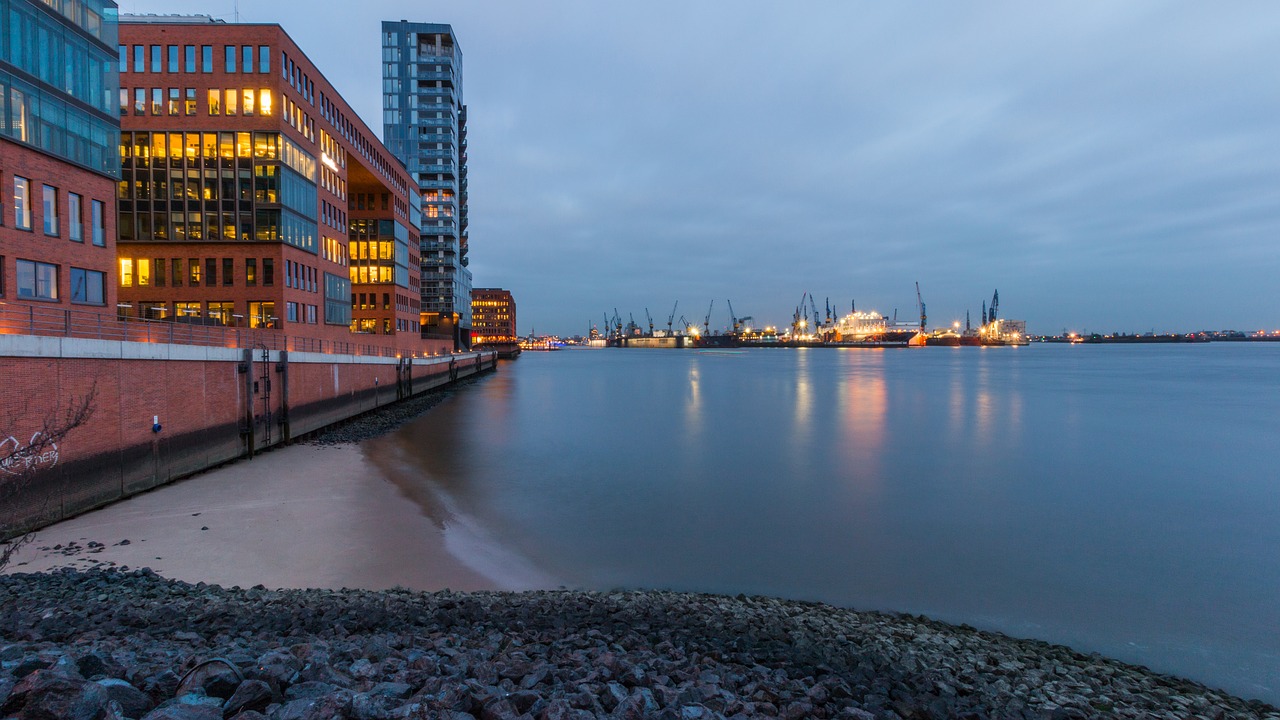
704, 300, 714, 336
727, 300, 740, 334
645, 308, 653, 336
915, 281, 927, 331
666, 301, 678, 336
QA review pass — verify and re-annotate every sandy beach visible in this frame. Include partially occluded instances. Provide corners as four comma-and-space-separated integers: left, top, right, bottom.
2, 441, 540, 592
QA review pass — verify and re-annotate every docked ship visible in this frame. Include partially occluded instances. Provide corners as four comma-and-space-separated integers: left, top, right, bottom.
825, 311, 922, 346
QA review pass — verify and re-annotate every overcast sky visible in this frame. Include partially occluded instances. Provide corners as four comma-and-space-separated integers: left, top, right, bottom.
120, 0, 1280, 335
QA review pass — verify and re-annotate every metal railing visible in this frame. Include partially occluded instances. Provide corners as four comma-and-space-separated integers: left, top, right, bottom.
0, 301, 440, 359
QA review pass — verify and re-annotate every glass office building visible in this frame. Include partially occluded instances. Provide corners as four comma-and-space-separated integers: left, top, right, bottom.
381, 20, 471, 349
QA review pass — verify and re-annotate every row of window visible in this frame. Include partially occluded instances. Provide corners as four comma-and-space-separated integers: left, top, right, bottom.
119, 44, 270, 76
284, 259, 316, 293
121, 299, 288, 329
0, 256, 104, 305
280, 50, 314, 105
0, 71, 120, 175
120, 87, 273, 117
118, 257, 275, 288
4, 176, 106, 244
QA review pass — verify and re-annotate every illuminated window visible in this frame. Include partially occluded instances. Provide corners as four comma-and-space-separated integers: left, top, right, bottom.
119, 258, 134, 287
225, 89, 237, 116
206, 89, 220, 115
167, 88, 179, 115
259, 89, 272, 116
176, 301, 201, 319
136, 258, 151, 287
242, 88, 255, 116
14, 177, 31, 230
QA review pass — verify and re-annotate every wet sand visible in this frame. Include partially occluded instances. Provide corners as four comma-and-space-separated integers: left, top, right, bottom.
3, 442, 525, 592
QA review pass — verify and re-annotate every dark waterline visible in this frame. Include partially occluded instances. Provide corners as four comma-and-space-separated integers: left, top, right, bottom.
384, 344, 1280, 702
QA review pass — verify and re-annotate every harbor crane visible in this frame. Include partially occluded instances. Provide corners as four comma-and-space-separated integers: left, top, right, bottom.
678, 315, 693, 334
915, 281, 927, 331
704, 299, 715, 336
727, 300, 740, 334
989, 289, 999, 323
613, 308, 623, 337
809, 295, 821, 335
666, 301, 678, 336
645, 308, 654, 336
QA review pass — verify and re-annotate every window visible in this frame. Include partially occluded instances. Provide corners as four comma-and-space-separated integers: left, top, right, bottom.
92, 200, 105, 246
133, 45, 144, 73
119, 258, 133, 286
189, 258, 201, 285
16, 260, 58, 300
205, 258, 217, 287
208, 301, 234, 326
207, 89, 220, 115
151, 45, 162, 73
167, 45, 178, 73
185, 45, 196, 73
286, 301, 298, 323
259, 89, 272, 116
119, 87, 128, 115
118, 44, 127, 72
68, 193, 83, 242
242, 88, 255, 116
223, 258, 233, 285
14, 177, 32, 230
225, 89, 236, 116
242, 45, 254, 73
185, 88, 196, 115
70, 268, 105, 305
202, 45, 213, 72
171, 258, 183, 286
154, 257, 165, 287
151, 87, 161, 114
246, 258, 257, 286
259, 46, 270, 73
225, 46, 236, 73
42, 185, 58, 236
136, 258, 151, 287
262, 258, 274, 286
249, 301, 275, 328
176, 301, 201, 319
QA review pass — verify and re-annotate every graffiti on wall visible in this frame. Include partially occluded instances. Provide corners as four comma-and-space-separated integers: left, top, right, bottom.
0, 433, 60, 476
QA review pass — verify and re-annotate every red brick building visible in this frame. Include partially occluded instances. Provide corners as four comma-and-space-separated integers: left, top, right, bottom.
1, 0, 120, 318
471, 288, 516, 346
115, 16, 444, 355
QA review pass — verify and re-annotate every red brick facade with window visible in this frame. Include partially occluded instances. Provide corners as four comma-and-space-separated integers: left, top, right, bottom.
116, 19, 441, 355
1, 140, 118, 314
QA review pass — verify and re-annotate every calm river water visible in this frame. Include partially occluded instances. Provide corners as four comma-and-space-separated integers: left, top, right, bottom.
380, 344, 1280, 702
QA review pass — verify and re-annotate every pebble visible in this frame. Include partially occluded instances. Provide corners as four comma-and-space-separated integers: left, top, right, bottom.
1, 569, 1277, 720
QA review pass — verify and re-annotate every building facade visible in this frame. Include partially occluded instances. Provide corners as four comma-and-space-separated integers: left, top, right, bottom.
1, 0, 119, 315
470, 287, 515, 347
380, 20, 471, 350
115, 16, 443, 354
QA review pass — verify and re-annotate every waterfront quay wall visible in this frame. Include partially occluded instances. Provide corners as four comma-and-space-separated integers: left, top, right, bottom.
0, 335, 495, 539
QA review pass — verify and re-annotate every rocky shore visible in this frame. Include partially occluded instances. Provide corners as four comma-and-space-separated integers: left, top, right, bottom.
1, 570, 1276, 720
304, 376, 482, 446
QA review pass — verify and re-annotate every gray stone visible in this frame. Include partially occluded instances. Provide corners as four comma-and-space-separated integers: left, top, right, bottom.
96, 678, 155, 718
221, 679, 272, 717
0, 668, 113, 720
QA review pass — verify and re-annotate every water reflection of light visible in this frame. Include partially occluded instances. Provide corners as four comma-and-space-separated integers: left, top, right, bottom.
837, 353, 888, 496
685, 364, 702, 439
794, 350, 813, 442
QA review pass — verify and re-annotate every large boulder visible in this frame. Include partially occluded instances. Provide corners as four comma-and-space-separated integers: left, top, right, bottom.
0, 668, 114, 720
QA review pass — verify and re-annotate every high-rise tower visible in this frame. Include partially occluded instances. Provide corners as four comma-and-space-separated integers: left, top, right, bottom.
381, 21, 470, 350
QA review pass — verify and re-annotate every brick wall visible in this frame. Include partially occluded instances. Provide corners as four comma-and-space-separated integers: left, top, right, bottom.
0, 335, 495, 538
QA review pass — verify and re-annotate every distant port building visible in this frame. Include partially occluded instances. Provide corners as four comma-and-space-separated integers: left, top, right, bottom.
381, 21, 471, 350
114, 15, 440, 354
470, 288, 516, 347
0, 0, 120, 314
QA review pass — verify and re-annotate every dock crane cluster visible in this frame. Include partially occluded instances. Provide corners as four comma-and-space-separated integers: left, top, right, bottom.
594, 287, 1020, 347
